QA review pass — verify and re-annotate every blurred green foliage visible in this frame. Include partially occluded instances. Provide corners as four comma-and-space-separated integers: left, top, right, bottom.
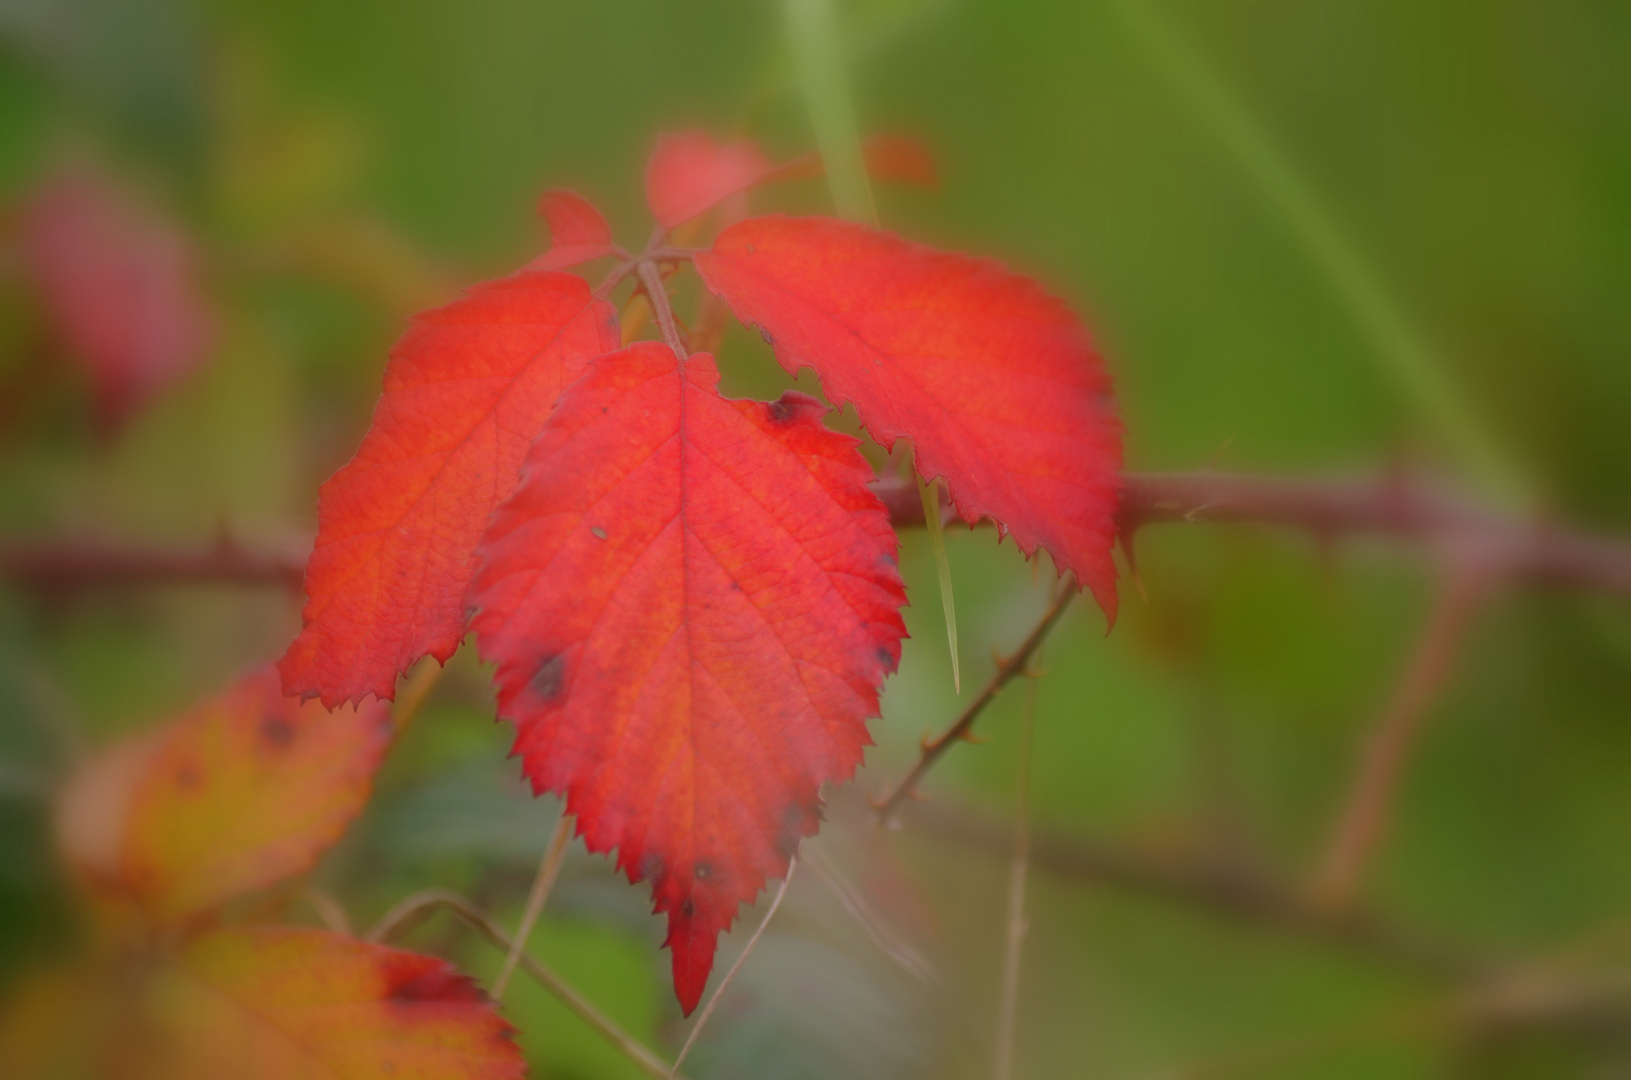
2, 0, 1629, 1077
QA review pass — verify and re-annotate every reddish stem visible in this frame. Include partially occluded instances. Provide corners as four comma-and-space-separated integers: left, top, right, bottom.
1312, 565, 1493, 905
635, 260, 687, 358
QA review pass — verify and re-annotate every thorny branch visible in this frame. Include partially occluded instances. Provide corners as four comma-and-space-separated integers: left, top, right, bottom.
8, 470, 1630, 598
0, 538, 306, 592
872, 578, 1075, 822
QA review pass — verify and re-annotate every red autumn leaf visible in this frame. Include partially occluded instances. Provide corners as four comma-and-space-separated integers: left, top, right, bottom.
56, 665, 390, 926
0, 930, 524, 1080
646, 131, 778, 229
154, 928, 525, 1080
527, 188, 619, 271
764, 133, 940, 190
20, 167, 217, 431
118, 666, 390, 925
645, 131, 938, 229
280, 270, 621, 707
694, 214, 1123, 619
469, 342, 906, 1014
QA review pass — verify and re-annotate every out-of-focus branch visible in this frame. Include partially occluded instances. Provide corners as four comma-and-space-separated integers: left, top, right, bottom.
903, 799, 1488, 981
875, 471, 1631, 596
10, 470, 1628, 600
1312, 567, 1493, 906
0, 539, 306, 592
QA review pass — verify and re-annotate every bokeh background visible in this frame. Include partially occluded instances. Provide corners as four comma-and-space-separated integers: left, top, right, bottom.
2, 0, 1630, 1076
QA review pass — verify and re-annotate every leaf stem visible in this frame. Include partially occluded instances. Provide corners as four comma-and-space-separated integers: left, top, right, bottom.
493, 811, 573, 1000
636, 260, 688, 358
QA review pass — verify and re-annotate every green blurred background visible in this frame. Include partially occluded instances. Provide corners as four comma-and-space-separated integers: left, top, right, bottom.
2, 0, 1629, 1076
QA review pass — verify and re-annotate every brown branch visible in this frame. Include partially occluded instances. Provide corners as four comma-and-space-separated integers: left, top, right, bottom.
1312, 566, 1493, 905
9, 470, 1628, 601
874, 471, 1631, 596
873, 579, 1075, 823
903, 799, 1489, 981
0, 540, 306, 592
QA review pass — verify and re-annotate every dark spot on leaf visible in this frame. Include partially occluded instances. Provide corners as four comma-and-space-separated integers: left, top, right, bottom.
260, 715, 294, 747
745, 243, 756, 255
175, 765, 201, 790
382, 1064, 395, 1076
694, 860, 714, 881
388, 968, 465, 1003
731, 581, 741, 591
590, 526, 608, 540
756, 324, 774, 347
876, 645, 896, 670
766, 398, 796, 425
679, 898, 695, 918
531, 655, 566, 703
639, 852, 663, 881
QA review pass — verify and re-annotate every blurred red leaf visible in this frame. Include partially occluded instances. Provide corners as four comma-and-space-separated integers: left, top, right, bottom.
528, 188, 618, 271
20, 167, 217, 432
645, 131, 937, 229
695, 215, 1123, 619
645, 132, 778, 228
56, 665, 390, 926
0, 930, 524, 1080
154, 928, 524, 1080
764, 133, 940, 190
280, 271, 620, 707
470, 342, 905, 1013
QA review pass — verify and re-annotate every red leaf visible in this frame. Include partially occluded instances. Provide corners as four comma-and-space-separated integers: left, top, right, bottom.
0, 930, 524, 1079
55, 665, 391, 926
764, 133, 940, 190
694, 215, 1123, 619
20, 167, 216, 431
645, 131, 938, 229
528, 188, 618, 271
470, 342, 906, 1013
280, 271, 620, 706
646, 131, 778, 228
156, 929, 525, 1080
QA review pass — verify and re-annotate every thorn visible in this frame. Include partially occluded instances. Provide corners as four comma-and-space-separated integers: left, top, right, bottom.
1117, 524, 1141, 577
958, 729, 989, 744
1183, 500, 1216, 524
1134, 566, 1150, 604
